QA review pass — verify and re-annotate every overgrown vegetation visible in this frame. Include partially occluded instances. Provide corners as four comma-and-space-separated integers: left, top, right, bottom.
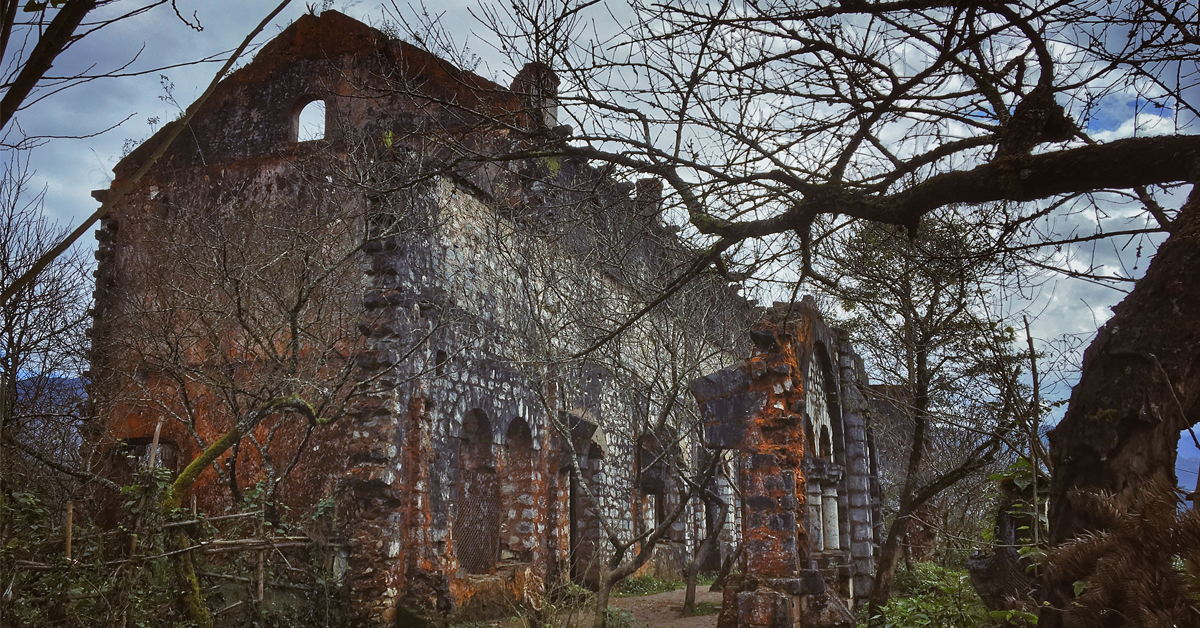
1045, 478, 1200, 627
869, 562, 996, 628
600, 607, 642, 628
0, 463, 352, 627
611, 574, 683, 597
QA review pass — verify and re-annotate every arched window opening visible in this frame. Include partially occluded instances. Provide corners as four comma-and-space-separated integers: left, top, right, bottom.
122, 436, 180, 475
807, 347, 835, 461
457, 410, 498, 574
816, 343, 846, 466
571, 442, 604, 587
296, 99, 326, 142
501, 418, 536, 563
820, 426, 832, 462
805, 417, 816, 458
636, 434, 665, 494
153, 193, 172, 221
435, 350, 448, 377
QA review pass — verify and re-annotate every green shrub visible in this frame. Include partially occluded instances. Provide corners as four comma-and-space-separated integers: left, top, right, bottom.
871, 562, 996, 628
602, 606, 643, 628
552, 582, 596, 610
611, 574, 682, 597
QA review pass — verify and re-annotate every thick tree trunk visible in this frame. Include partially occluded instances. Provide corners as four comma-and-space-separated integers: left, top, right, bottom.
869, 373, 930, 619
683, 492, 726, 615
1043, 190, 1200, 626
869, 515, 908, 623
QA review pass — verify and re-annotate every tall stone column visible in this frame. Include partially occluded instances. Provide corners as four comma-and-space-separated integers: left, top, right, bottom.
692, 321, 859, 628
808, 482, 824, 551
836, 334, 877, 607
691, 326, 815, 628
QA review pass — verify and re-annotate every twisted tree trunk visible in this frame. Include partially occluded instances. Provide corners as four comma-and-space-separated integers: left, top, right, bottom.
1043, 190, 1200, 626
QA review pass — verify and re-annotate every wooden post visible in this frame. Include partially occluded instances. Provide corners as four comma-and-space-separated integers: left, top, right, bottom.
191, 494, 197, 516
64, 500, 74, 560
147, 417, 164, 469
256, 516, 265, 601
256, 550, 265, 601
1024, 316, 1040, 551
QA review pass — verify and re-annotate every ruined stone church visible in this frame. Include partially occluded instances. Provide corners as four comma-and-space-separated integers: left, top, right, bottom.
87, 10, 883, 626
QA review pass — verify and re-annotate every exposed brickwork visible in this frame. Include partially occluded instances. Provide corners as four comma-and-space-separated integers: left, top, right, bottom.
88, 11, 879, 626
690, 299, 880, 627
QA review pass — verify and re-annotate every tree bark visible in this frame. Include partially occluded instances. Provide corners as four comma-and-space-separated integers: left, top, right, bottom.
1043, 188, 1200, 627
683, 488, 726, 616
869, 338, 931, 620
0, 0, 97, 132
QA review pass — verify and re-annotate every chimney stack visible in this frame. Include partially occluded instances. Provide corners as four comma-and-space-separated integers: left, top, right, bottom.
512, 62, 560, 128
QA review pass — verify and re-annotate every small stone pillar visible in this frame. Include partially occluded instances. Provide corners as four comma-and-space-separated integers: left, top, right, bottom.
822, 486, 840, 551
808, 482, 824, 551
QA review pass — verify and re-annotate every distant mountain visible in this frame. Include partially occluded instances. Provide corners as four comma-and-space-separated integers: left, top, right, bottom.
14, 375, 85, 408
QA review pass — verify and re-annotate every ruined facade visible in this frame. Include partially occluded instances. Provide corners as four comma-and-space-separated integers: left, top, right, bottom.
88, 11, 880, 625
690, 300, 883, 626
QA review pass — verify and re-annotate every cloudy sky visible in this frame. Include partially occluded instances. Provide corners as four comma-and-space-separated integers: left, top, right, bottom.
9, 1, 1194, 476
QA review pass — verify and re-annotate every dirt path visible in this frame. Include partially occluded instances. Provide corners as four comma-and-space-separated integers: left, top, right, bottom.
493, 587, 724, 628
609, 588, 724, 628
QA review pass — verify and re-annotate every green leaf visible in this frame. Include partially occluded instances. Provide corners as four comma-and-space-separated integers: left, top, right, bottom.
1073, 580, 1089, 596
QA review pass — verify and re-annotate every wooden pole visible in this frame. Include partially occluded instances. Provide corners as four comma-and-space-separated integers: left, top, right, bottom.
257, 550, 265, 602
64, 500, 74, 560
1024, 316, 1041, 550
147, 417, 164, 469
256, 516, 265, 602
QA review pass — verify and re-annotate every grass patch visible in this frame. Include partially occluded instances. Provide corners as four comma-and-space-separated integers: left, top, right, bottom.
603, 607, 643, 628
550, 582, 596, 611
612, 574, 683, 597
692, 601, 721, 616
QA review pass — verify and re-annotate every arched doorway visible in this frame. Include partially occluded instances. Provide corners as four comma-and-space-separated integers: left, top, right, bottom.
457, 410, 499, 574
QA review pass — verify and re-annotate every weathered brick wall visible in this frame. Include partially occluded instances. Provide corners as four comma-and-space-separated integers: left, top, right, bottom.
91, 10, 753, 626
690, 300, 881, 627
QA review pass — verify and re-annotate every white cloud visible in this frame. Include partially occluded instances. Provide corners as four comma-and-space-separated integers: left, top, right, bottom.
1091, 112, 1176, 142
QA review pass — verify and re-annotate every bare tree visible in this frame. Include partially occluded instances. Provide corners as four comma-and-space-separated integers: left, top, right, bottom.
452, 0, 1200, 619
86, 130, 462, 625
0, 152, 91, 569
0, 0, 296, 305
821, 212, 1031, 615
93, 135, 448, 516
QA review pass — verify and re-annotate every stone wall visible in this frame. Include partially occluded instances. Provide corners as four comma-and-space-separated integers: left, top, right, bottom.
89, 10, 752, 625
690, 299, 882, 627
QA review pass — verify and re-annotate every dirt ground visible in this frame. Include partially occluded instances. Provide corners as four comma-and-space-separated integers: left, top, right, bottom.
492, 587, 724, 628
608, 588, 724, 628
